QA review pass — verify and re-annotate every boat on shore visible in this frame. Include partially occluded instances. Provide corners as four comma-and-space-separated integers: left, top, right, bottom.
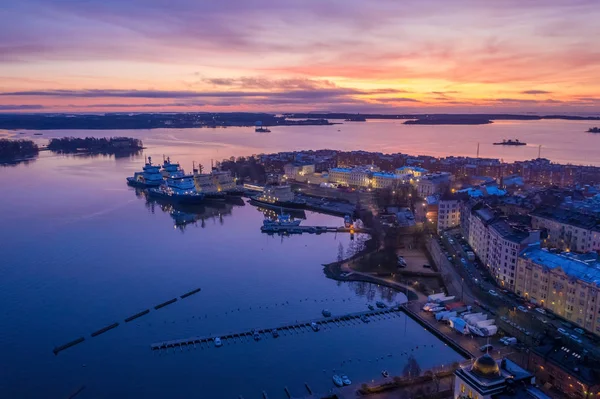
126, 157, 164, 188
250, 184, 306, 210
341, 375, 351, 385
322, 309, 331, 317
493, 139, 526, 146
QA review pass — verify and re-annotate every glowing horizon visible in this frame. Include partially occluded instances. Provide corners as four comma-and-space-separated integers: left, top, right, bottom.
1, 0, 600, 113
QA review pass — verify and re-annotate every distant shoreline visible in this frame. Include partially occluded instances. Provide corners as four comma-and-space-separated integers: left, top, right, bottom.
0, 112, 598, 130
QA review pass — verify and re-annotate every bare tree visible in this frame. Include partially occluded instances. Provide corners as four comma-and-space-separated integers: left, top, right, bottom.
337, 242, 345, 262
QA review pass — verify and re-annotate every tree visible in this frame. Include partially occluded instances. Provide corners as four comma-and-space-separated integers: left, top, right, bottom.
337, 242, 344, 262
402, 355, 422, 378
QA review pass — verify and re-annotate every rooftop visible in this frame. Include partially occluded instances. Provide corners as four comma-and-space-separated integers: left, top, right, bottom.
531, 207, 600, 232
531, 342, 600, 386
521, 246, 600, 286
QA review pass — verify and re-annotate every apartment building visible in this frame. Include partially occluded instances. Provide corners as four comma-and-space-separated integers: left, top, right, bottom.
516, 246, 600, 335
417, 172, 452, 197
531, 207, 600, 253
467, 205, 540, 290
437, 197, 461, 233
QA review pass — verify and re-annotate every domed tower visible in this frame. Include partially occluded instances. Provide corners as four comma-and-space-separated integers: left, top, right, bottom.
470, 354, 501, 379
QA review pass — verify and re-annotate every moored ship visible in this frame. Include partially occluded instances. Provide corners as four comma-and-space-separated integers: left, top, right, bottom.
126, 156, 164, 187
161, 156, 186, 178
250, 184, 306, 210
148, 175, 205, 204
192, 163, 226, 201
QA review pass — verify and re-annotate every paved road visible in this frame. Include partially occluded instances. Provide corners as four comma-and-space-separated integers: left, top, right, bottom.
432, 229, 600, 356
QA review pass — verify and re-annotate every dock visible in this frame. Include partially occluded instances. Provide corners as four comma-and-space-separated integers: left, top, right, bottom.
260, 225, 370, 235
150, 307, 401, 351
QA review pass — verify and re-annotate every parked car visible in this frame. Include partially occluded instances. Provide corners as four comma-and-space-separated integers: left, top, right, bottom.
534, 308, 546, 315
501, 337, 517, 346
517, 306, 528, 313
570, 335, 583, 344
557, 328, 569, 336
423, 264, 432, 269
574, 328, 584, 335
488, 290, 499, 297
480, 344, 494, 352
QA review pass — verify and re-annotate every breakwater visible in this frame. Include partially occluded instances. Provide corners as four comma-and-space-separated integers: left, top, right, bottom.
52, 287, 201, 355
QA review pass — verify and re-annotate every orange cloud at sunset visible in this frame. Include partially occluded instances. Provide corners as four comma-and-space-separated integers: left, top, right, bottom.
1, 0, 599, 113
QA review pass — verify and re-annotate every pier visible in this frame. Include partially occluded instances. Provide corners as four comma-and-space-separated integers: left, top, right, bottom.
150, 307, 401, 351
260, 225, 370, 235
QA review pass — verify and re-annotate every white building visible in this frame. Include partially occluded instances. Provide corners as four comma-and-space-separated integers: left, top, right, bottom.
487, 220, 540, 290
283, 163, 315, 181
396, 166, 428, 177
438, 198, 461, 233
417, 172, 452, 197
370, 172, 403, 189
327, 165, 380, 188
454, 355, 543, 399
468, 205, 540, 290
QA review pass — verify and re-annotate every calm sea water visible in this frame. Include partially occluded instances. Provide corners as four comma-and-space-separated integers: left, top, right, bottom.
2, 119, 592, 398
3, 118, 599, 167
0, 143, 465, 399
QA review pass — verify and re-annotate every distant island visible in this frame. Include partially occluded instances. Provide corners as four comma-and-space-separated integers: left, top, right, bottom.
0, 113, 332, 130
47, 137, 143, 154
0, 138, 39, 163
404, 115, 492, 125
0, 112, 598, 130
588, 127, 600, 133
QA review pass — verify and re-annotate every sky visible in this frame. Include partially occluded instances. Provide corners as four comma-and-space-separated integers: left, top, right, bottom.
1, 0, 600, 113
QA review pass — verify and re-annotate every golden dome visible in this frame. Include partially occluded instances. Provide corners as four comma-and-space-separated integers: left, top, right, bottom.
471, 354, 501, 378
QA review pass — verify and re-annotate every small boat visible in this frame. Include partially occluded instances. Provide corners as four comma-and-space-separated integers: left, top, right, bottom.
360, 315, 370, 323
382, 370, 389, 378
493, 139, 526, 146
311, 322, 320, 332
332, 375, 344, 387
253, 330, 261, 341
272, 329, 279, 338
214, 337, 222, 347
368, 304, 375, 311
322, 309, 331, 317
341, 375, 352, 385
376, 301, 387, 308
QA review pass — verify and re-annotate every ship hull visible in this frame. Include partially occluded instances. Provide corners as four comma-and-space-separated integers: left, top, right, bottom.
126, 177, 162, 188
250, 197, 306, 210
148, 190, 205, 204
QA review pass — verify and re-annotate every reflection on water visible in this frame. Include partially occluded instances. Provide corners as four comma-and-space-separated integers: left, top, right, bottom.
133, 188, 246, 231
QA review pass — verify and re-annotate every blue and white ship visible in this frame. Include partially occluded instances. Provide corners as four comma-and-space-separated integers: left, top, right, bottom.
126, 157, 164, 188
262, 213, 301, 228
148, 175, 205, 204
161, 156, 186, 179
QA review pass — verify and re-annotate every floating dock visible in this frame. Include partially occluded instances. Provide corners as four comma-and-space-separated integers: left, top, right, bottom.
150, 307, 401, 351
260, 225, 370, 234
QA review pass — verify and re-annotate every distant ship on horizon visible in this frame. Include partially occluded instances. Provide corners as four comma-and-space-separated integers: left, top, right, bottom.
493, 139, 526, 146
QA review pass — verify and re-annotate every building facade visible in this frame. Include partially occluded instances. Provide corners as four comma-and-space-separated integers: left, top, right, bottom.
438, 198, 461, 233
417, 172, 452, 197
529, 343, 600, 398
531, 208, 600, 253
283, 163, 315, 181
516, 246, 600, 335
